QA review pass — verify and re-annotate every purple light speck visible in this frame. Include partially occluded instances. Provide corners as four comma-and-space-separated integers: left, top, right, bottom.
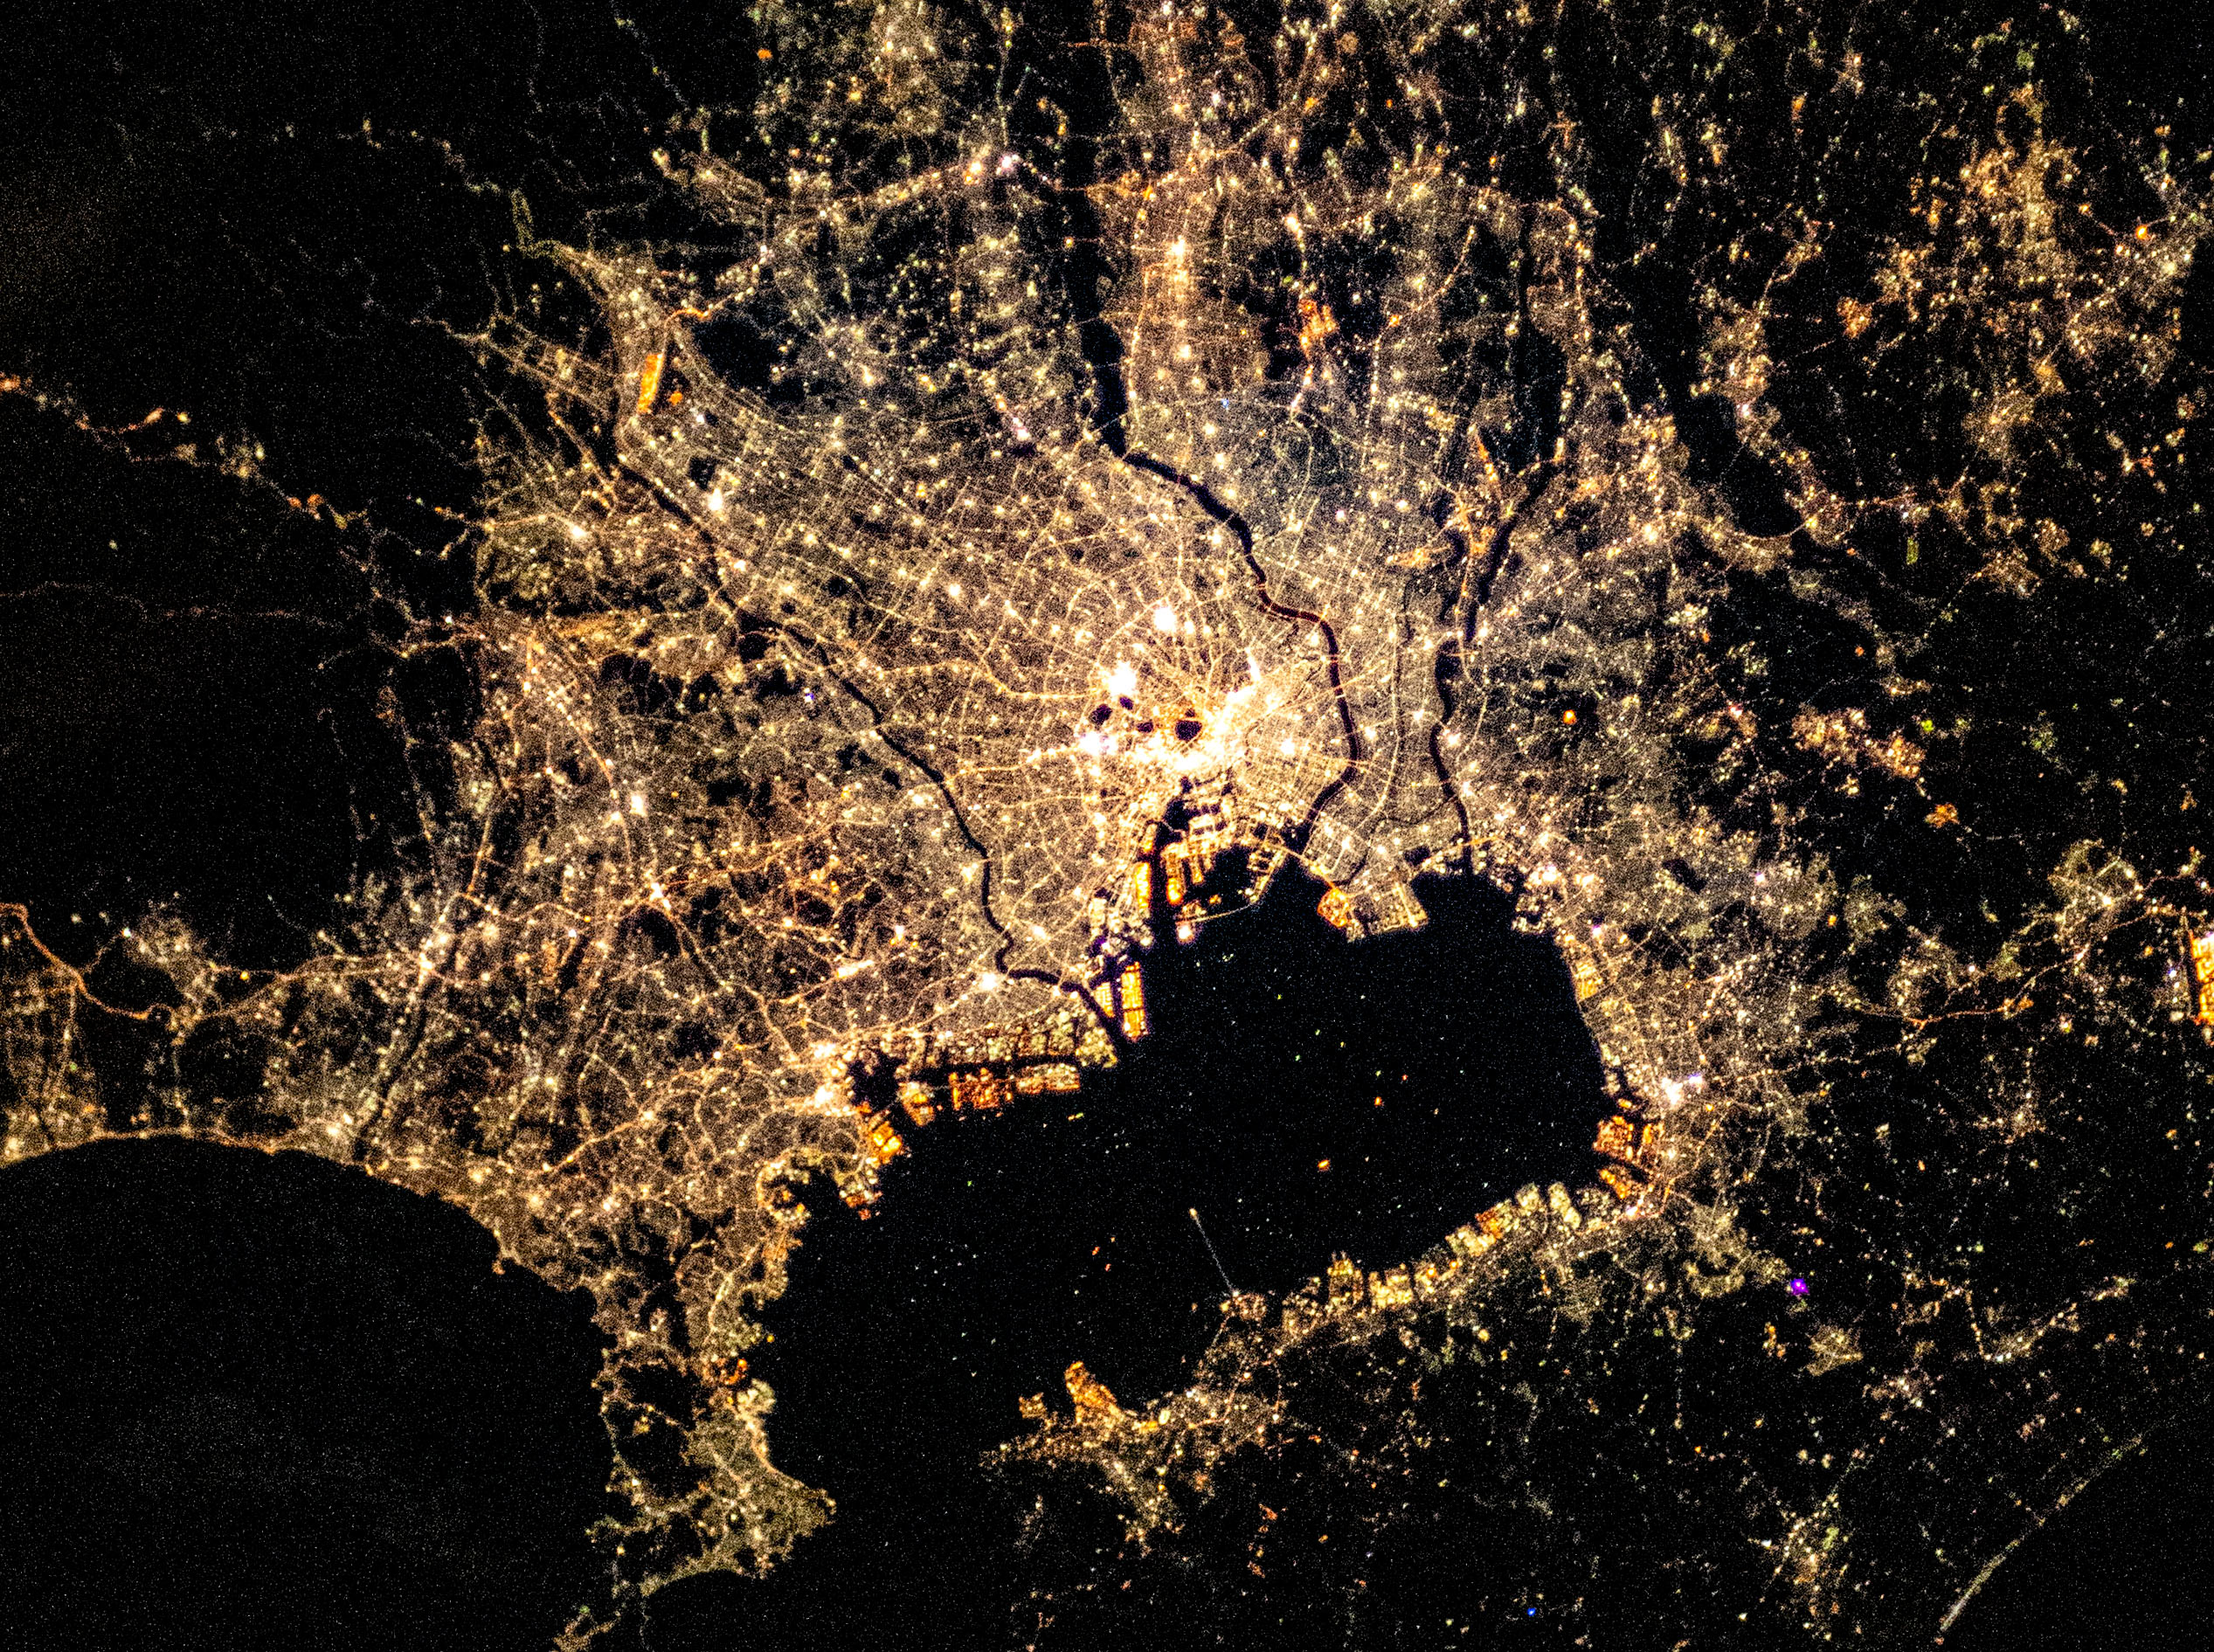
1788, 1277, 1809, 1297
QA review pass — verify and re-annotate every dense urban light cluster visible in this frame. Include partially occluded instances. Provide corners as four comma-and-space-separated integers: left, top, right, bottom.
7, 3, 2214, 1642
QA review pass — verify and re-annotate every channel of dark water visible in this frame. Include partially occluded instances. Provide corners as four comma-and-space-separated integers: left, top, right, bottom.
688, 860, 1611, 1647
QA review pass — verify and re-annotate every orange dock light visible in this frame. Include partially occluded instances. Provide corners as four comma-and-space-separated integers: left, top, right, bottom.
2190, 927, 2214, 1026
1368, 1267, 1415, 1310
1014, 1061, 1083, 1096
636, 350, 666, 413
1117, 967, 1148, 1039
862, 1113, 908, 1165
950, 1070, 1012, 1111
897, 1080, 938, 1127
1064, 1360, 1124, 1425
1161, 844, 1187, 906
1594, 1115, 1636, 1161
1597, 1165, 1643, 1203
1317, 883, 1360, 934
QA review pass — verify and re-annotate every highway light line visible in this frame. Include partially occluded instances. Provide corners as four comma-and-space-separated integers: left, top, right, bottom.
1188, 1206, 1238, 1297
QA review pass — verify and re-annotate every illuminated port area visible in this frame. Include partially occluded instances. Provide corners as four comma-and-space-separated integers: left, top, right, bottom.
718, 861, 1613, 1643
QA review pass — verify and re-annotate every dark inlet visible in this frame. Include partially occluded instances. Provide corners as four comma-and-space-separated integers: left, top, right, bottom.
0, 1137, 611, 1652
662, 861, 1610, 1649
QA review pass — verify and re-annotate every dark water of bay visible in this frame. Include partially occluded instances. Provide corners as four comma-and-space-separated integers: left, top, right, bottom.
0, 1137, 610, 1652
665, 861, 1612, 1648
